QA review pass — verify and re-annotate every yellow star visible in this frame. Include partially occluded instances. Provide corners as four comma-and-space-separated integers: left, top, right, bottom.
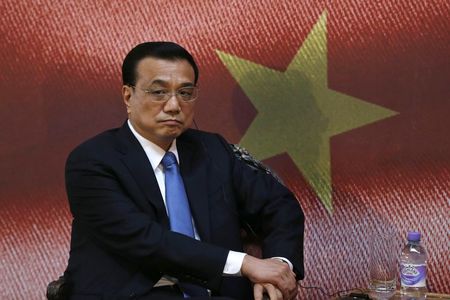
216, 11, 398, 213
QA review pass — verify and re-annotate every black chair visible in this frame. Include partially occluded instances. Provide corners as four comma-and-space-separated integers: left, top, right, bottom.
46, 276, 69, 300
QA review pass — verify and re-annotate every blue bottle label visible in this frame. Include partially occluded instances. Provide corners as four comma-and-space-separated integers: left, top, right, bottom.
400, 263, 426, 287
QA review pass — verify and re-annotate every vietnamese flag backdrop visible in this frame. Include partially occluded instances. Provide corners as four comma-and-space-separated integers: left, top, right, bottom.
1, 0, 449, 298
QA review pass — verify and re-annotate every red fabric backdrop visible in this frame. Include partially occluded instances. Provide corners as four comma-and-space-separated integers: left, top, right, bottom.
1, 0, 448, 298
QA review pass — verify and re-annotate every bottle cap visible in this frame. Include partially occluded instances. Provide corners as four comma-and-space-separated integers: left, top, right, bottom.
407, 231, 421, 242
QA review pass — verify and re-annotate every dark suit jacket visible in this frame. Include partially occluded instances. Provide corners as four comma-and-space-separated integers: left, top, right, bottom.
64, 122, 304, 300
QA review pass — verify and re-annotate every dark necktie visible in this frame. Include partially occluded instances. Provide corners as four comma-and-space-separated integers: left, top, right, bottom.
161, 152, 209, 298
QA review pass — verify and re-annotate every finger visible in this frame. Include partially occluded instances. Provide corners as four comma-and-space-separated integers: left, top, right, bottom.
282, 267, 296, 287
253, 283, 264, 300
263, 283, 282, 300
284, 278, 297, 300
287, 280, 298, 300
275, 287, 283, 300
273, 281, 288, 298
290, 287, 298, 300
281, 288, 289, 300
263, 283, 277, 300
273, 264, 291, 287
279, 264, 294, 282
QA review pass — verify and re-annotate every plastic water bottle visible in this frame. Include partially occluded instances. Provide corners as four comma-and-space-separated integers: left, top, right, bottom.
400, 231, 427, 299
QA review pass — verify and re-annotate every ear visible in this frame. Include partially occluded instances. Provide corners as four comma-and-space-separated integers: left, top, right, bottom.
122, 85, 132, 114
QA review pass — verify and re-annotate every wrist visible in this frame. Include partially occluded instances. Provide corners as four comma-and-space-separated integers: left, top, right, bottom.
271, 256, 293, 271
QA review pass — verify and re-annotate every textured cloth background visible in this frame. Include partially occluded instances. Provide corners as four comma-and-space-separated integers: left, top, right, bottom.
0, 0, 449, 298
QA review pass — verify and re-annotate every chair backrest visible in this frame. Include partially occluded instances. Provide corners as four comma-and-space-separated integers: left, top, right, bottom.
46, 276, 68, 300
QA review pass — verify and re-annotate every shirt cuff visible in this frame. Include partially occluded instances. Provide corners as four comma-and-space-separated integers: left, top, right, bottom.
271, 256, 293, 271
222, 251, 246, 276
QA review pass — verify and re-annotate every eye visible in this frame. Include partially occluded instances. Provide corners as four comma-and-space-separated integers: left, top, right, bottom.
150, 89, 168, 96
178, 88, 194, 97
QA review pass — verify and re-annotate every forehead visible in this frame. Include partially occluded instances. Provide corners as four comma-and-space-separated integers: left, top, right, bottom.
135, 57, 195, 85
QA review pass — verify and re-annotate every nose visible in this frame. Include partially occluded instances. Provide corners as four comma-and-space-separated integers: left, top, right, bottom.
163, 94, 181, 114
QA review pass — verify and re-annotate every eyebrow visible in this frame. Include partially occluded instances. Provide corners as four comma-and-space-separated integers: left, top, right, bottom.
148, 79, 195, 88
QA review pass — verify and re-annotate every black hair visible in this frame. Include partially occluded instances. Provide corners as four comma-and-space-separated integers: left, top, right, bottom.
122, 41, 199, 86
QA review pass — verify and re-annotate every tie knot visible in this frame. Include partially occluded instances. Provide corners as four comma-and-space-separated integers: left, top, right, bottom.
162, 151, 177, 168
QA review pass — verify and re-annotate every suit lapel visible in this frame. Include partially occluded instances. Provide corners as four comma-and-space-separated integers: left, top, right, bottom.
177, 133, 211, 242
116, 122, 170, 229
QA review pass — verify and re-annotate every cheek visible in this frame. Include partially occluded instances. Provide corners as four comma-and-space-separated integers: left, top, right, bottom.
183, 107, 195, 124
138, 103, 160, 120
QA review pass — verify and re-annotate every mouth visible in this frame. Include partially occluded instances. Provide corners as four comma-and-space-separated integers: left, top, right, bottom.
159, 119, 182, 126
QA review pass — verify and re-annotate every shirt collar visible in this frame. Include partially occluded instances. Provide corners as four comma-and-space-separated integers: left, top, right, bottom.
127, 120, 179, 171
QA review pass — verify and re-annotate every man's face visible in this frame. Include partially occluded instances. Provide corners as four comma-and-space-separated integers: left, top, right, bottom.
123, 57, 196, 150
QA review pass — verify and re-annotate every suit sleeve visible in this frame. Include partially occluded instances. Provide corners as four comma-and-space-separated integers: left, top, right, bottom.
65, 147, 228, 290
215, 135, 305, 279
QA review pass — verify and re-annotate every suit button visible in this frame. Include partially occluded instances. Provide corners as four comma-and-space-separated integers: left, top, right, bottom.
129, 293, 136, 299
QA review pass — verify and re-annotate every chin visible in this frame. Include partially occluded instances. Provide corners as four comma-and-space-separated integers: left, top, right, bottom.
163, 129, 184, 139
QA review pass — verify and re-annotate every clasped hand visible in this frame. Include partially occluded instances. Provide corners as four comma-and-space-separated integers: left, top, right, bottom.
241, 255, 297, 300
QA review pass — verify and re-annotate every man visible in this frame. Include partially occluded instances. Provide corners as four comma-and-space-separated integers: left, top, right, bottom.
64, 41, 304, 300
